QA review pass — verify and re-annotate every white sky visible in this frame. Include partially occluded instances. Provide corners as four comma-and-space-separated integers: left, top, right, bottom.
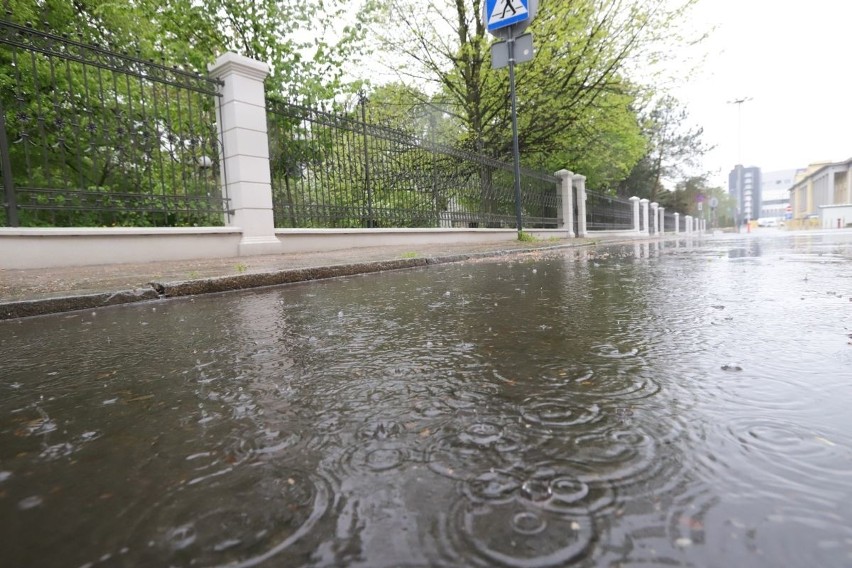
671, 0, 851, 187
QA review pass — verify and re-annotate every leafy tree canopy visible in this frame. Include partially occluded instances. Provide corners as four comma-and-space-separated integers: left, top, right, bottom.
618, 94, 711, 201
369, 0, 704, 190
3, 0, 378, 99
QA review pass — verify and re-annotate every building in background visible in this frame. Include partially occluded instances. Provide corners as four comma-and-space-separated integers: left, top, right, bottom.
728, 165, 761, 222
788, 158, 852, 229
760, 169, 801, 220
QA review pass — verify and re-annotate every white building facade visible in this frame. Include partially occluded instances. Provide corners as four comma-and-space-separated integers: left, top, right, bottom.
760, 168, 801, 220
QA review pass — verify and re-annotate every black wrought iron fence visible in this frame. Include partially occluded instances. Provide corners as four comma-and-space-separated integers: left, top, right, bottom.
586, 189, 633, 230
266, 97, 559, 229
664, 212, 677, 232
0, 18, 228, 227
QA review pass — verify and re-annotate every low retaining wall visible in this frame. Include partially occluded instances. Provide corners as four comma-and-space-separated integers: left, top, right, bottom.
0, 227, 576, 270
0, 227, 243, 269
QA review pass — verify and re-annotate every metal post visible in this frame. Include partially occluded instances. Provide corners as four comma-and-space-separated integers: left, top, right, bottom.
508, 31, 523, 232
359, 93, 373, 228
0, 101, 19, 227
430, 114, 440, 227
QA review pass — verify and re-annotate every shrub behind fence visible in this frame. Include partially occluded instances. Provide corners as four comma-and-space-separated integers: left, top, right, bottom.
0, 18, 228, 227
1, 17, 643, 234
266, 97, 560, 230
586, 189, 634, 231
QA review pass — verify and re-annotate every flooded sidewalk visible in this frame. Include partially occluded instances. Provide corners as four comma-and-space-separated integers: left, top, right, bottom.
1, 237, 610, 319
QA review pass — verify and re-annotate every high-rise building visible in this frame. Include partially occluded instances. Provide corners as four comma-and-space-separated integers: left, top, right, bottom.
728, 165, 761, 222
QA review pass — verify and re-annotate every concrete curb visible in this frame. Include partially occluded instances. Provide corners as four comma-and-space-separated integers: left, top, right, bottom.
0, 288, 160, 320
150, 258, 431, 298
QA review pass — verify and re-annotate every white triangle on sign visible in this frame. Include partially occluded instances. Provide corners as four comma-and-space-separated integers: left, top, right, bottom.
488, 0, 528, 26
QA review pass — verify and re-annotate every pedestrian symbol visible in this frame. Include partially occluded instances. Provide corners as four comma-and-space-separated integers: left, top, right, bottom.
485, 0, 530, 32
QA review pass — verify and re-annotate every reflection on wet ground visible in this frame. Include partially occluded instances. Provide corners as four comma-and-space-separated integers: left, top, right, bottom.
1, 232, 851, 567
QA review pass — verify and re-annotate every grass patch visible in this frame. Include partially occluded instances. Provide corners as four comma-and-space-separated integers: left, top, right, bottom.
401, 252, 419, 259
517, 231, 539, 242
235, 263, 248, 273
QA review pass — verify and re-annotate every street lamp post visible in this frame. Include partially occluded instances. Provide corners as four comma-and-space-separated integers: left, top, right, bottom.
727, 97, 753, 225
727, 97, 753, 165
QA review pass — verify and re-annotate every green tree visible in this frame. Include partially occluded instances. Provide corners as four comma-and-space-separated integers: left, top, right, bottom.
133, 0, 378, 100
0, 4, 220, 226
617, 95, 710, 201
1, 0, 381, 226
371, 0, 699, 189
656, 175, 735, 226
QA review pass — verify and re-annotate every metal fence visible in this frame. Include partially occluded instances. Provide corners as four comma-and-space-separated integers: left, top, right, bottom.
266, 97, 559, 229
586, 190, 633, 231
0, 18, 228, 227
664, 212, 677, 232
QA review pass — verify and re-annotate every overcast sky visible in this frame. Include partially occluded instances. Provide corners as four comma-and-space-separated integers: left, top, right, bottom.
672, 0, 850, 186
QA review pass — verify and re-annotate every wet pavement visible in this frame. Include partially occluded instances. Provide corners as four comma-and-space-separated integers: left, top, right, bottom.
2, 230, 851, 567
0, 237, 614, 319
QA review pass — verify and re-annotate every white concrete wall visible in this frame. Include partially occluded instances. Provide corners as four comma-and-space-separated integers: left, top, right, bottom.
819, 204, 852, 229
0, 228, 242, 269
273, 228, 556, 253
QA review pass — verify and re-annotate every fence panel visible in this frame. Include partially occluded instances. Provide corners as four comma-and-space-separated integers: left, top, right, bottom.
585, 190, 633, 230
0, 19, 227, 227
267, 98, 559, 229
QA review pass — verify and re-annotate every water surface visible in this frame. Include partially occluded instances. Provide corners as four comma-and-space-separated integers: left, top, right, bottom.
2, 231, 851, 567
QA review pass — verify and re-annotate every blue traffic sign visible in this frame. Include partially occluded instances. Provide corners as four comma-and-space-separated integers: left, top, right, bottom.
485, 0, 530, 32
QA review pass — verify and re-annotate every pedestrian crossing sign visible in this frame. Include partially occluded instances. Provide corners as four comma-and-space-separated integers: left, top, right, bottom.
485, 0, 530, 32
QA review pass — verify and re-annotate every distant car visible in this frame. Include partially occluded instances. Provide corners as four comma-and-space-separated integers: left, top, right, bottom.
757, 218, 778, 227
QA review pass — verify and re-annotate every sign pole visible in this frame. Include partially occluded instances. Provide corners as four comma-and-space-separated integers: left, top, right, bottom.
507, 30, 523, 233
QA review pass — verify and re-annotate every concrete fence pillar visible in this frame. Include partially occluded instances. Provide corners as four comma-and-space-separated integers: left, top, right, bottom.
555, 169, 575, 237
630, 196, 641, 233
659, 207, 665, 235
209, 53, 279, 254
640, 198, 650, 234
650, 202, 659, 234
674, 212, 680, 234
685, 215, 692, 235
574, 174, 588, 237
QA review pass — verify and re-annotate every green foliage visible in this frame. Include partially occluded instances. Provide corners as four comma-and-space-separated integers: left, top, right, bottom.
619, 95, 711, 201
133, 0, 378, 100
517, 230, 538, 242
655, 175, 734, 226
1, 0, 381, 227
373, 1, 701, 190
